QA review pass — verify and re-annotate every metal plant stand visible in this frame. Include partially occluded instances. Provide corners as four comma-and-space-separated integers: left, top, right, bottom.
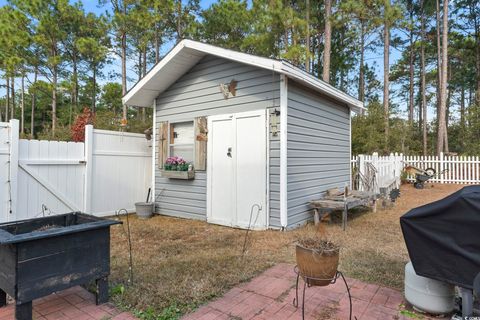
292, 266, 354, 320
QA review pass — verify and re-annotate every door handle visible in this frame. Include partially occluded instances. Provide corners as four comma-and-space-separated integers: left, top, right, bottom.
227, 147, 232, 157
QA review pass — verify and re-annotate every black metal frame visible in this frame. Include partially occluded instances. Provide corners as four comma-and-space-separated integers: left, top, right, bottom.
292, 266, 354, 320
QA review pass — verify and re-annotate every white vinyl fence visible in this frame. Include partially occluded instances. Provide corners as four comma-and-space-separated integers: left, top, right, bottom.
1, 119, 152, 223
352, 152, 480, 189
351, 153, 403, 194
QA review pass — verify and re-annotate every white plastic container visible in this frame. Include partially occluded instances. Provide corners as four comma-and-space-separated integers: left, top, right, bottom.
404, 261, 455, 314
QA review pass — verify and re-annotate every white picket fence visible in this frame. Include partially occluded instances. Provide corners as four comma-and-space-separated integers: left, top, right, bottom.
352, 152, 480, 188
1, 119, 152, 223
352, 153, 403, 194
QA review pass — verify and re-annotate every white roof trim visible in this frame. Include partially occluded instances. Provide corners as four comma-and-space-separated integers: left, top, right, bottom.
122, 39, 365, 113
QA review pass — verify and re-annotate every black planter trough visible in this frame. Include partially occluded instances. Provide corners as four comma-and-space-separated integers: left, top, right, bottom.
0, 212, 121, 320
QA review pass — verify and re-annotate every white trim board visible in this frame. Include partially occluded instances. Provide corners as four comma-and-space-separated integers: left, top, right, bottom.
279, 75, 288, 229
151, 99, 156, 205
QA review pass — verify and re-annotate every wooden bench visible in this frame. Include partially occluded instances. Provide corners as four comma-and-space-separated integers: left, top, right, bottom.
309, 189, 377, 230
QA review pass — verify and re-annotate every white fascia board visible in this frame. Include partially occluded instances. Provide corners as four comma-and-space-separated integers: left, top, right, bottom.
122, 41, 188, 106
183, 40, 284, 72
279, 74, 288, 229
279, 62, 365, 113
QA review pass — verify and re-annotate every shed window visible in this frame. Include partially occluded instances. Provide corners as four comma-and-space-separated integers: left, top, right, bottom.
169, 121, 194, 162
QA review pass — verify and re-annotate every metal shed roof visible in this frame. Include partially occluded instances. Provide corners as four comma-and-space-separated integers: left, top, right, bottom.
122, 39, 364, 113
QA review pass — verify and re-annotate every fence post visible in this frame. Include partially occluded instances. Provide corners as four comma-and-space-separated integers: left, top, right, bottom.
8, 119, 19, 221
440, 152, 444, 184
397, 153, 403, 187
358, 154, 365, 191
83, 125, 93, 213
372, 152, 379, 194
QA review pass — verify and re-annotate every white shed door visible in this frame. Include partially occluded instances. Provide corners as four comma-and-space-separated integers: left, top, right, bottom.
207, 110, 267, 229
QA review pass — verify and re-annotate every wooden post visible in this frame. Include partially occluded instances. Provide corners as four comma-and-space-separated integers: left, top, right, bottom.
96, 277, 109, 305
83, 125, 93, 213
313, 208, 320, 225
15, 301, 32, 320
194, 117, 207, 171
8, 119, 19, 221
158, 122, 168, 169
342, 185, 348, 231
0, 289, 6, 307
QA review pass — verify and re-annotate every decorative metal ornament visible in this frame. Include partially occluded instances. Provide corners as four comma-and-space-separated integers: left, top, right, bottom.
219, 79, 238, 99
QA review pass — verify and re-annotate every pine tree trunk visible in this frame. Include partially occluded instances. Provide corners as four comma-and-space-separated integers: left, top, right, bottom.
408, 8, 415, 124
155, 30, 160, 63
460, 86, 465, 149
5, 77, 10, 122
437, 0, 449, 155
475, 18, 480, 109
122, 32, 127, 122
421, 0, 428, 156
323, 0, 332, 82
142, 48, 147, 77
73, 54, 78, 112
176, 0, 182, 42
21, 74, 24, 134
92, 65, 96, 113
11, 76, 15, 120
444, 63, 451, 153
317, 32, 322, 79
383, 3, 391, 143
305, 0, 310, 73
436, 0, 442, 121
52, 68, 57, 135
138, 51, 142, 82
359, 24, 366, 102
141, 48, 147, 123
31, 69, 37, 137
469, 88, 473, 127
339, 33, 346, 91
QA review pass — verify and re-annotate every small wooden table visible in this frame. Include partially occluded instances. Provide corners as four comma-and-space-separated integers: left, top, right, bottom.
309, 190, 377, 230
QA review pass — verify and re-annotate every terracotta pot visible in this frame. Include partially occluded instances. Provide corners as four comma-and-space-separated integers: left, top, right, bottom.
295, 243, 339, 286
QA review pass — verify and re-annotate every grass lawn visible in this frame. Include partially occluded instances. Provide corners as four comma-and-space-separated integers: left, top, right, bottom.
108, 183, 463, 318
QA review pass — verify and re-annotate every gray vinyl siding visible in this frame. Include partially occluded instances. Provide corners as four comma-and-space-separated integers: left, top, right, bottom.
154, 55, 280, 223
286, 82, 351, 228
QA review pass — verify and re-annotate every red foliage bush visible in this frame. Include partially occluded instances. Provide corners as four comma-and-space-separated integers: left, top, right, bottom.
71, 107, 95, 142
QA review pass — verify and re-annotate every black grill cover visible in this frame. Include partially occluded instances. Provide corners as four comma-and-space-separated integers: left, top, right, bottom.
400, 185, 480, 289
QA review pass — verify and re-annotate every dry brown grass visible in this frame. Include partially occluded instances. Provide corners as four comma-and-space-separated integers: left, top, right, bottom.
109, 183, 463, 316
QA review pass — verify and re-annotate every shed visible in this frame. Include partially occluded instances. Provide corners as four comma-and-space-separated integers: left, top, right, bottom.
123, 40, 364, 230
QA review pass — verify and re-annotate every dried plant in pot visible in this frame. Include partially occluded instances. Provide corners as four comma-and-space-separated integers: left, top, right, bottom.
295, 234, 340, 286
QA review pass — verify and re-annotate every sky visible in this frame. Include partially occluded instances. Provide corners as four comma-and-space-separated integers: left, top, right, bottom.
0, 0, 410, 118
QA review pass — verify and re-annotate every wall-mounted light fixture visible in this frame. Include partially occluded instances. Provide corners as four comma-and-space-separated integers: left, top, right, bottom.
270, 108, 280, 136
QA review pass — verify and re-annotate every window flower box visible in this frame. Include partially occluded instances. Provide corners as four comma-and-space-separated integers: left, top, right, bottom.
161, 170, 195, 180
162, 156, 195, 180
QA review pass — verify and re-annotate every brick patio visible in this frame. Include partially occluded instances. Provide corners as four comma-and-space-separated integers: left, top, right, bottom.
0, 264, 450, 320
181, 263, 447, 320
0, 286, 135, 320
